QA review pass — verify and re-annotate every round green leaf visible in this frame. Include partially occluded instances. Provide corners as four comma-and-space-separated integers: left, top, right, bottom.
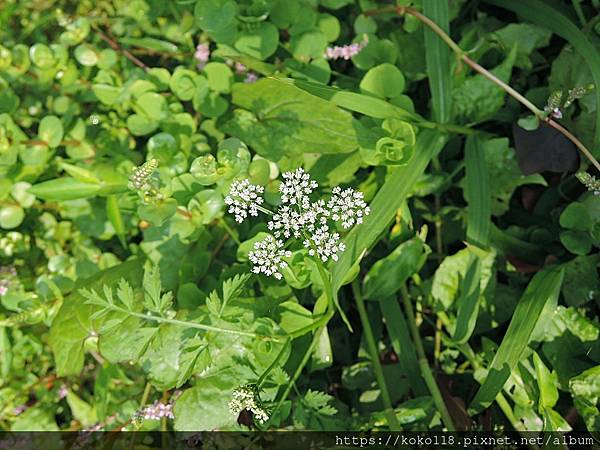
59, 18, 90, 46
0, 45, 12, 69
29, 44, 56, 69
197, 92, 228, 118
92, 84, 121, 105
12, 182, 35, 207
318, 14, 341, 42
203, 63, 233, 94
38, 115, 64, 148
235, 22, 279, 59
97, 49, 118, 69
560, 230, 592, 255
290, 31, 328, 60
127, 114, 158, 136
360, 63, 405, 98
0, 205, 24, 229
74, 44, 99, 66
560, 202, 592, 231
135, 92, 168, 120
170, 68, 205, 101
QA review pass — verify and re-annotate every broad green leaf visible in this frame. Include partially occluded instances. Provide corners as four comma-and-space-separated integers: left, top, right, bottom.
493, 23, 552, 69
38, 115, 63, 148
174, 373, 239, 430
362, 235, 429, 300
452, 46, 517, 123
223, 78, 358, 159
203, 62, 233, 94
423, 0, 452, 123
560, 202, 592, 231
284, 77, 420, 122
235, 22, 279, 59
469, 267, 564, 413
28, 177, 101, 201
65, 391, 97, 427
533, 352, 559, 411
359, 63, 405, 98
48, 259, 143, 375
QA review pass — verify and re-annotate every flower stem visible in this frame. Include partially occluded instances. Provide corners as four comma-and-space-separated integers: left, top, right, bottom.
400, 284, 456, 431
257, 338, 291, 388
366, 5, 600, 172
352, 281, 401, 430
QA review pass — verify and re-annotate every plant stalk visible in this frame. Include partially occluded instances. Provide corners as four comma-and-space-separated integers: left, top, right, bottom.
400, 284, 456, 431
366, 5, 600, 172
352, 281, 401, 430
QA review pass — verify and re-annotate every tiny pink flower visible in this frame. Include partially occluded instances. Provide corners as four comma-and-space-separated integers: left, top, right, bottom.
194, 43, 210, 69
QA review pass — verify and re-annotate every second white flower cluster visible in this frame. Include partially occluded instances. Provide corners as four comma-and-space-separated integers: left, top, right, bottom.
225, 168, 370, 280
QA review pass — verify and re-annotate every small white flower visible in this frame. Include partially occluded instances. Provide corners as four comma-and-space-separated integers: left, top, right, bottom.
268, 205, 304, 238
228, 385, 270, 424
327, 186, 371, 229
279, 168, 318, 209
248, 235, 291, 280
303, 225, 345, 262
225, 179, 265, 223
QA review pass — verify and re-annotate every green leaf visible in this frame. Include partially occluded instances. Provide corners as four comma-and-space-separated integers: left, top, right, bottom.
135, 92, 168, 120
66, 391, 97, 427
28, 177, 101, 201
0, 205, 25, 229
533, 352, 559, 411
483, 138, 546, 216
223, 78, 358, 160
423, 0, 452, 123
173, 373, 239, 430
119, 37, 178, 53
38, 115, 63, 148
170, 67, 207, 101
464, 136, 491, 247
452, 46, 517, 123
74, 44, 99, 66
284, 77, 419, 122
493, 23, 552, 69
49, 259, 144, 375
203, 62, 233, 94
362, 235, 429, 300
469, 267, 564, 413
560, 230, 592, 255
452, 253, 481, 344
560, 202, 592, 231
359, 63, 405, 99
235, 22, 279, 59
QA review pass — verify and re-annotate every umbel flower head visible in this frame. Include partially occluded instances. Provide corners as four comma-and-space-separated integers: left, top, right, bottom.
225, 168, 370, 279
228, 384, 269, 424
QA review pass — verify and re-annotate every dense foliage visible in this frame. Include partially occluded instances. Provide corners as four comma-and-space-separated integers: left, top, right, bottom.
1, 0, 600, 435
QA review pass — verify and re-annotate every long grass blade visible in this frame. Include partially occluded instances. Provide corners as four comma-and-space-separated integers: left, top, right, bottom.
423, 0, 452, 124
464, 136, 491, 248
469, 267, 565, 413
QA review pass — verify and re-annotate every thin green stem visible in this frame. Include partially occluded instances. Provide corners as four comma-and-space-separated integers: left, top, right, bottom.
352, 281, 401, 430
400, 284, 456, 431
257, 338, 291, 388
139, 382, 152, 407
105, 304, 283, 341
220, 218, 241, 245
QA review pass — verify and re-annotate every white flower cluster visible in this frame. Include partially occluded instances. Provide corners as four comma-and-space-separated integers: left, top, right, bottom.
225, 179, 265, 223
228, 385, 269, 424
248, 235, 291, 280
225, 168, 370, 279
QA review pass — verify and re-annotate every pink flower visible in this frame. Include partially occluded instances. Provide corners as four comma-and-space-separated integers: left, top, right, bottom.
234, 62, 247, 74
244, 72, 258, 83
324, 36, 369, 61
194, 43, 210, 69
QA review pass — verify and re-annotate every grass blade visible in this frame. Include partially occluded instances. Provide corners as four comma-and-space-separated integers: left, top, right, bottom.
485, 0, 600, 149
380, 296, 428, 396
331, 130, 447, 294
452, 253, 481, 344
464, 136, 491, 248
469, 267, 565, 413
423, 0, 452, 123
